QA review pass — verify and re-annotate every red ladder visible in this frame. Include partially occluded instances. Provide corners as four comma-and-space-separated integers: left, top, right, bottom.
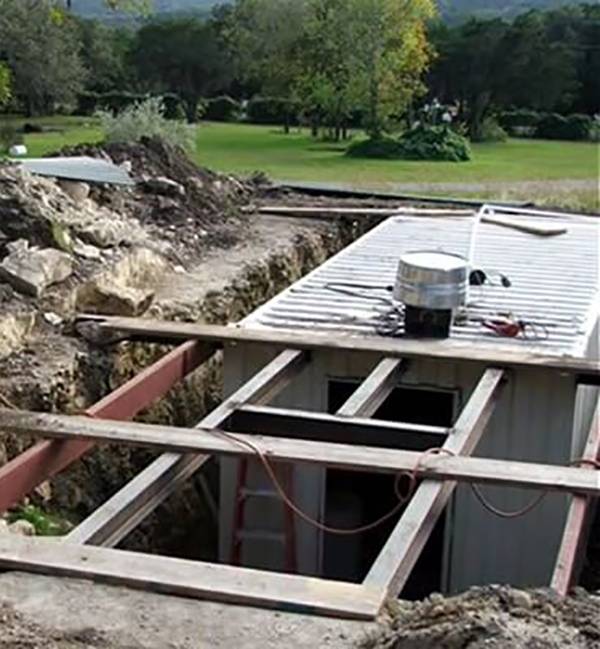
231, 459, 297, 572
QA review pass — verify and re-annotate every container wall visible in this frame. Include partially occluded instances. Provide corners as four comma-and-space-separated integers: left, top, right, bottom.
221, 345, 579, 592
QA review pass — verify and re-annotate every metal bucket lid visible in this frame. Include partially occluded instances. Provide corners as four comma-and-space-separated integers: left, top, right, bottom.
394, 251, 468, 308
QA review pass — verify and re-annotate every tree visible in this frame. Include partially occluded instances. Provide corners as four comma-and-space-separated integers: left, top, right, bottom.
428, 17, 508, 139
0, 0, 87, 115
296, 0, 357, 140
131, 18, 231, 122
497, 10, 579, 113
76, 19, 134, 92
347, 0, 436, 138
227, 0, 308, 133
0, 63, 11, 109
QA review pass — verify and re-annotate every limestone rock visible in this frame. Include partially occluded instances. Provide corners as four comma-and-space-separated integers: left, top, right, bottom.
0, 240, 73, 297
58, 180, 90, 204
76, 247, 170, 317
8, 520, 36, 536
0, 312, 36, 359
140, 176, 185, 198
73, 239, 102, 260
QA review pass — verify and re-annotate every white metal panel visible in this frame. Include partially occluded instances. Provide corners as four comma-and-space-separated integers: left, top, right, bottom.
245, 214, 599, 356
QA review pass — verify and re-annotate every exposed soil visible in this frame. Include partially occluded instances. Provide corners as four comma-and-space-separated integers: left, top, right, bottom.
363, 586, 600, 649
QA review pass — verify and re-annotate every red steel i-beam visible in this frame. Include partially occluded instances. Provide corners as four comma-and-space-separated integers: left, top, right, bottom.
0, 340, 216, 514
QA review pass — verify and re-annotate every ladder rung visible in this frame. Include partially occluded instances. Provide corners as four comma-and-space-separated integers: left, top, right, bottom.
235, 530, 286, 544
239, 488, 280, 500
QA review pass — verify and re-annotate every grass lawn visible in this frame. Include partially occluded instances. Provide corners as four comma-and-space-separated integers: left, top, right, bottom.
194, 122, 599, 186
4, 116, 598, 209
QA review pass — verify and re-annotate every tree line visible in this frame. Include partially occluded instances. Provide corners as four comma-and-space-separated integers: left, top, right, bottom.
0, 0, 598, 142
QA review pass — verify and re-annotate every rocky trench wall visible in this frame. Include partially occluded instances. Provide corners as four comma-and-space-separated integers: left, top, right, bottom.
0, 220, 368, 557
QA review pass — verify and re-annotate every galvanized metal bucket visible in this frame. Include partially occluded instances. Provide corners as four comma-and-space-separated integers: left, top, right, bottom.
394, 251, 468, 309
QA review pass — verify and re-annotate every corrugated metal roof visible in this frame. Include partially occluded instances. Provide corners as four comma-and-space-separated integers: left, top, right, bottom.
18, 156, 134, 186
245, 211, 600, 356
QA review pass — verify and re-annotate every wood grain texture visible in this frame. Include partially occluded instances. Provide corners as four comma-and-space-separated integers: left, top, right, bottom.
78, 315, 600, 378
0, 535, 382, 620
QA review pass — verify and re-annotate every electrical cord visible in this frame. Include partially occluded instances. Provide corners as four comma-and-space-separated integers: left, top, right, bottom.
210, 427, 599, 529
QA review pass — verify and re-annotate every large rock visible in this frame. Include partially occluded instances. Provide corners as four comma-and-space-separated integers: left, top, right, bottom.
76, 247, 170, 317
0, 312, 36, 359
0, 240, 73, 297
140, 176, 185, 197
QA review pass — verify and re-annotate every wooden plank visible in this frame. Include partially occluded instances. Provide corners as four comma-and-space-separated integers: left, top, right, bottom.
0, 535, 382, 620
0, 340, 215, 514
336, 358, 406, 417
250, 206, 474, 218
66, 349, 309, 547
551, 401, 600, 595
481, 213, 567, 236
77, 316, 600, 379
364, 368, 505, 598
231, 404, 449, 449
2, 406, 598, 496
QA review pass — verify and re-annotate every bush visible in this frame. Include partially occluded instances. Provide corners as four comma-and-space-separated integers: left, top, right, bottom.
499, 109, 542, 129
397, 125, 471, 161
346, 136, 404, 159
473, 117, 508, 143
77, 91, 101, 116
161, 93, 186, 121
535, 113, 592, 141
97, 97, 196, 153
204, 96, 241, 122
0, 122, 22, 153
246, 96, 299, 126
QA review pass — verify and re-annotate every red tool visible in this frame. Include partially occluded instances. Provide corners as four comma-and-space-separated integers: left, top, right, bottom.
482, 316, 524, 338
482, 316, 548, 340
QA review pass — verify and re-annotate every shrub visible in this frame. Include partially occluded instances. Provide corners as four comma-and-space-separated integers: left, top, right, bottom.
204, 96, 241, 122
346, 136, 404, 159
246, 96, 299, 126
499, 109, 542, 129
0, 122, 22, 153
397, 125, 471, 161
97, 97, 196, 153
473, 117, 508, 143
161, 93, 186, 121
76, 91, 101, 116
535, 113, 592, 141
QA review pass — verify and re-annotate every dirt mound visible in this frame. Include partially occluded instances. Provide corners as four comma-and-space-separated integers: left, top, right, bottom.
59, 137, 264, 257
363, 586, 600, 649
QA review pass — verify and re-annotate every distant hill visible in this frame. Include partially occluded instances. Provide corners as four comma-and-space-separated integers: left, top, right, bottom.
69, 0, 217, 21
69, 0, 582, 23
438, 0, 583, 22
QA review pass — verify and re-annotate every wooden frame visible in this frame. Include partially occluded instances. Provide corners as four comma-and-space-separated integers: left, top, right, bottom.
0, 319, 598, 619
78, 315, 600, 380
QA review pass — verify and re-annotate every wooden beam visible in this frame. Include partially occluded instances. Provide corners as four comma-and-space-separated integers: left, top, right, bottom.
0, 340, 215, 514
231, 404, 448, 449
77, 316, 600, 379
1, 407, 598, 497
551, 400, 600, 595
336, 358, 406, 418
249, 206, 474, 218
0, 535, 382, 620
66, 349, 309, 547
364, 368, 505, 598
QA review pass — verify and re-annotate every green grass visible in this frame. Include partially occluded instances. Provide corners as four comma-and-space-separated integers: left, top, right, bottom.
4, 115, 598, 191
192, 122, 599, 185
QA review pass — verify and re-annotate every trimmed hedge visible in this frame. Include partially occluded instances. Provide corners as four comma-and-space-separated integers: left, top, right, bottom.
499, 109, 542, 129
246, 96, 300, 126
204, 96, 241, 122
535, 113, 592, 141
